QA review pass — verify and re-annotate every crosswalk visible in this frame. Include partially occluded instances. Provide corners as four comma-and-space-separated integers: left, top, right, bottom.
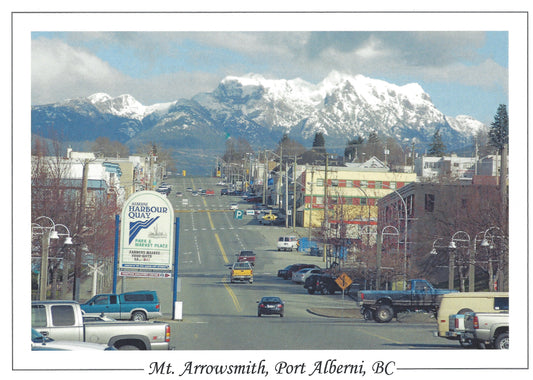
182, 226, 245, 232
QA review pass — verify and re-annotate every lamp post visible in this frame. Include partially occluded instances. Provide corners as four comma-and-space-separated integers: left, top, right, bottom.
481, 227, 505, 291
376, 225, 400, 290
380, 183, 409, 290
32, 217, 72, 300
448, 231, 471, 291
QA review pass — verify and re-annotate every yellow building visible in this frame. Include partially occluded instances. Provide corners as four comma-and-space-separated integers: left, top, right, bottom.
298, 160, 417, 237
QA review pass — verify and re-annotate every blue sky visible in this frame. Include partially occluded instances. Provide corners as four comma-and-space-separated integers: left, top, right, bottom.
31, 29, 508, 125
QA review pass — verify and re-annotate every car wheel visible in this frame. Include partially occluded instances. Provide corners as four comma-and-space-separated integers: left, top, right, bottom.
363, 308, 374, 321
307, 289, 315, 294
131, 311, 147, 321
374, 305, 394, 323
258, 312, 261, 317
494, 333, 509, 349
280, 313, 284, 318
117, 344, 141, 350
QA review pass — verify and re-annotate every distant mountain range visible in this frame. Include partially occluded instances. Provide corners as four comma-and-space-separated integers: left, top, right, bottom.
31, 71, 487, 174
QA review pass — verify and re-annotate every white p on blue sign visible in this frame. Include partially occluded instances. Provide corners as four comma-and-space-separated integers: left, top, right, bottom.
120, 191, 175, 270
234, 209, 244, 220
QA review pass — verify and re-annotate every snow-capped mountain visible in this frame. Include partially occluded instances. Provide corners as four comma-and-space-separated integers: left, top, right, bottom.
31, 72, 486, 158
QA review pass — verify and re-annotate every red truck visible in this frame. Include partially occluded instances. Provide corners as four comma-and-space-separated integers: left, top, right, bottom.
205, 189, 215, 196
236, 250, 255, 266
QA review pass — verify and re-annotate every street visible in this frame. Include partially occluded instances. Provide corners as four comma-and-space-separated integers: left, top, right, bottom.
117, 175, 460, 350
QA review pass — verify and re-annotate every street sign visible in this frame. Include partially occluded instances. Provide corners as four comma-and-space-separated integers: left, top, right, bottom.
119, 191, 175, 271
234, 209, 244, 220
119, 270, 172, 278
335, 272, 353, 290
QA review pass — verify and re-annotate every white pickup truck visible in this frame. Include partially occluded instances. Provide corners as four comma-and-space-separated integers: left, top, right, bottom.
448, 311, 509, 349
32, 300, 172, 350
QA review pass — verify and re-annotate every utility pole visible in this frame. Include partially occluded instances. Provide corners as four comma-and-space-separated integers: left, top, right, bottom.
73, 159, 89, 301
323, 154, 328, 263
292, 155, 297, 231
285, 162, 289, 228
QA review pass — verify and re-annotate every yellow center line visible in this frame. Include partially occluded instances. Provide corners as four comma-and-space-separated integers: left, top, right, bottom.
222, 276, 242, 312
214, 233, 229, 264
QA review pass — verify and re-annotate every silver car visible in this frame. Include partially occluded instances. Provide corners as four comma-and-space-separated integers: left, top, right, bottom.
292, 267, 323, 283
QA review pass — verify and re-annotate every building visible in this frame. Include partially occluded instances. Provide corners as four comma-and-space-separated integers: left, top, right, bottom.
377, 182, 505, 285
295, 157, 417, 240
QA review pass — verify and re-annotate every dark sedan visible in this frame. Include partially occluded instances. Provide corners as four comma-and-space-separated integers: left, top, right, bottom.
277, 264, 320, 280
257, 297, 284, 317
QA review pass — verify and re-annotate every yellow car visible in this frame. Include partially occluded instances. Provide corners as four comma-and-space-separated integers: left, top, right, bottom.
262, 213, 277, 223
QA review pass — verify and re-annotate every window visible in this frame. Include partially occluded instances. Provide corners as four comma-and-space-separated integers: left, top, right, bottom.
51, 305, 76, 326
124, 293, 155, 302
94, 295, 110, 305
32, 305, 47, 327
317, 179, 324, 187
494, 297, 509, 311
331, 179, 339, 187
425, 194, 435, 213
346, 180, 353, 188
360, 198, 367, 206
375, 181, 382, 189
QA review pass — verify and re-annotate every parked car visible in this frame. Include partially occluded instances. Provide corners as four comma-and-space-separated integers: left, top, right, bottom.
277, 264, 320, 280
80, 290, 161, 321
436, 291, 508, 342
221, 188, 229, 195
33, 301, 171, 350
230, 203, 239, 210
292, 267, 323, 284
304, 274, 342, 295
32, 329, 117, 351
257, 297, 284, 317
277, 236, 299, 251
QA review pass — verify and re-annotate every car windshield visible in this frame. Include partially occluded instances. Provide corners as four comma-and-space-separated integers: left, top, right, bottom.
262, 297, 281, 303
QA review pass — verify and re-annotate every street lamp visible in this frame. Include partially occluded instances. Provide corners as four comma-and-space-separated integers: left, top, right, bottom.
32, 216, 72, 300
449, 231, 471, 291
376, 225, 400, 290
379, 183, 409, 290
480, 227, 505, 291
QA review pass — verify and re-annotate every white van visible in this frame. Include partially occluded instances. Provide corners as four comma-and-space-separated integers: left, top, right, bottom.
277, 236, 299, 251
435, 292, 508, 339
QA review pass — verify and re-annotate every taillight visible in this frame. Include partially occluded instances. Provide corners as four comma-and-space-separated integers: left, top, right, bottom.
473, 316, 479, 329
360, 293, 364, 301
156, 303, 160, 310
455, 318, 459, 329
165, 325, 171, 342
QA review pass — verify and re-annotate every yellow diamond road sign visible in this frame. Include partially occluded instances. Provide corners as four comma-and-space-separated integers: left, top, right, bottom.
335, 273, 352, 290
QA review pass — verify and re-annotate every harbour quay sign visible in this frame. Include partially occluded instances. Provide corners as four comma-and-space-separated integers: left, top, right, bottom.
120, 191, 175, 271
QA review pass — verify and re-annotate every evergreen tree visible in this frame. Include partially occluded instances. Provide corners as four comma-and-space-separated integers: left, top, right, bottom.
312, 132, 326, 152
344, 136, 364, 161
428, 128, 446, 157
489, 104, 509, 152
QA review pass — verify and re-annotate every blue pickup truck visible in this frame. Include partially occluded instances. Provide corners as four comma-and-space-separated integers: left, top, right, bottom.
357, 279, 458, 323
80, 290, 162, 321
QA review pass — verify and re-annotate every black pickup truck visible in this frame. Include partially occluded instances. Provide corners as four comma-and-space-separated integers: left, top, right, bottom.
357, 279, 458, 323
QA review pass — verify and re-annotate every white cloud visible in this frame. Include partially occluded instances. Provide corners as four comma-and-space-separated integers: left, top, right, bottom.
32, 38, 129, 104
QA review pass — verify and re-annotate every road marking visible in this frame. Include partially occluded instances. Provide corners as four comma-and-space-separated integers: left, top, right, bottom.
214, 233, 229, 264
360, 330, 415, 348
222, 276, 242, 312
